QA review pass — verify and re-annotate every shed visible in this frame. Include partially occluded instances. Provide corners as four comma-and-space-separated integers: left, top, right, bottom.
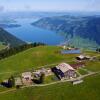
15, 77, 22, 86
72, 79, 83, 85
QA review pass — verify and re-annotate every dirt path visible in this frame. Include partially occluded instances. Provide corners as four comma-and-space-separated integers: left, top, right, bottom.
25, 71, 100, 88
0, 88, 16, 95
0, 71, 17, 75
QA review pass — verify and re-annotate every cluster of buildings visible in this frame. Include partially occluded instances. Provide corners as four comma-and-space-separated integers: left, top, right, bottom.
14, 48, 95, 87
62, 46, 79, 50
15, 68, 53, 87
2, 60, 85, 88
12, 53, 96, 87
15, 58, 87, 87
61, 46, 81, 54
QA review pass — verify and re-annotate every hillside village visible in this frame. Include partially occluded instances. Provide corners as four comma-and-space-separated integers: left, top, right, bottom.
0, 45, 100, 90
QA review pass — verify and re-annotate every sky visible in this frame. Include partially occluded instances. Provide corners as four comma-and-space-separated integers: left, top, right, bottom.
0, 0, 100, 12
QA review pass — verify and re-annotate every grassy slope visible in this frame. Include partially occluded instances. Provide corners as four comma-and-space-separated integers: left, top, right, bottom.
0, 44, 5, 50
0, 46, 99, 79
0, 46, 78, 80
0, 74, 100, 100
86, 61, 100, 72
0, 46, 100, 100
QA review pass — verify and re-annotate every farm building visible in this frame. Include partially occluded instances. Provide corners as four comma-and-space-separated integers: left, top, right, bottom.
70, 62, 85, 69
40, 68, 52, 76
72, 79, 83, 85
52, 63, 76, 80
33, 68, 52, 77
76, 55, 91, 60
22, 72, 33, 80
15, 77, 22, 86
22, 72, 33, 85
62, 45, 79, 50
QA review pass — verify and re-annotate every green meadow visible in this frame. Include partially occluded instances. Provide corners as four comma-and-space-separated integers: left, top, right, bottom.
0, 46, 99, 80
0, 74, 100, 100
0, 46, 78, 80
0, 46, 100, 100
0, 44, 5, 50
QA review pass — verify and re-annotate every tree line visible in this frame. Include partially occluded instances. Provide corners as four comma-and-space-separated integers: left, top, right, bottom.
0, 42, 46, 60
96, 48, 100, 53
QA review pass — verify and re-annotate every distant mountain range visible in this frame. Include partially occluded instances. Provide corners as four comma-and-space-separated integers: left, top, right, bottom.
0, 24, 21, 28
0, 19, 21, 28
32, 15, 100, 48
1, 11, 100, 19
0, 28, 26, 47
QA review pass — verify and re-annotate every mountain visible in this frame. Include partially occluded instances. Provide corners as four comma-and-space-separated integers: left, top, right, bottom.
32, 15, 100, 48
0, 19, 21, 28
0, 28, 26, 47
0, 24, 21, 28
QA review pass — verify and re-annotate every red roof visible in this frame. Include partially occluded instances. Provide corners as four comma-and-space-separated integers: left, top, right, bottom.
70, 62, 85, 69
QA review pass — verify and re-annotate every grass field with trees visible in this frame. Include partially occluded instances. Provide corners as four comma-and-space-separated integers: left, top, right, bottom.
0, 46, 100, 100
0, 46, 79, 80
0, 74, 100, 100
0, 44, 5, 51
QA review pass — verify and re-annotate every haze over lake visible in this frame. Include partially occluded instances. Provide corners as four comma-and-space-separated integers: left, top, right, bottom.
5, 18, 65, 45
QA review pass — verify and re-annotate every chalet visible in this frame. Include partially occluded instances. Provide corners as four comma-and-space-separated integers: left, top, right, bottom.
70, 62, 85, 69
63, 45, 66, 50
52, 63, 76, 80
76, 55, 91, 60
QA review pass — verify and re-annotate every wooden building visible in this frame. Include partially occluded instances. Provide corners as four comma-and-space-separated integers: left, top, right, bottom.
52, 63, 76, 79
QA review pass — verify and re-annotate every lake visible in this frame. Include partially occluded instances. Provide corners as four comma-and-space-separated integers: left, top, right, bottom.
5, 18, 65, 45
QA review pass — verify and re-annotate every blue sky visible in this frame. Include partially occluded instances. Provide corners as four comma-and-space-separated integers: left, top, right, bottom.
0, 0, 100, 12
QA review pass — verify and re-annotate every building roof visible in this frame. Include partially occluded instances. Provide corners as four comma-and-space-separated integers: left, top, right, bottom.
77, 55, 85, 59
77, 55, 91, 59
22, 72, 32, 78
15, 77, 22, 86
56, 63, 75, 73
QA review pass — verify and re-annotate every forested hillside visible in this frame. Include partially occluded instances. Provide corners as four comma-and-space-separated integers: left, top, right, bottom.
0, 28, 26, 47
32, 15, 100, 48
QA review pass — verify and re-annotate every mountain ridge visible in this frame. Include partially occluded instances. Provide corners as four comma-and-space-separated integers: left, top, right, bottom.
0, 28, 26, 47
32, 15, 100, 48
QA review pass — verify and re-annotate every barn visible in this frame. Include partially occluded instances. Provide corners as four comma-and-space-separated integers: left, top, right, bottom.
52, 63, 76, 79
76, 55, 91, 60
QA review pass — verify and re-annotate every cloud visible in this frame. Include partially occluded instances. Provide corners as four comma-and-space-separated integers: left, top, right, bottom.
0, 6, 5, 12
24, 5, 31, 10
